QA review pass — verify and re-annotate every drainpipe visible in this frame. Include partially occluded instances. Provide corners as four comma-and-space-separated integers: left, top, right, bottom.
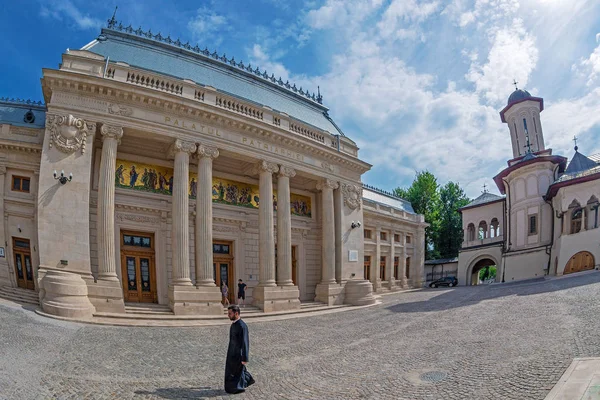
501, 178, 510, 283
103, 56, 110, 78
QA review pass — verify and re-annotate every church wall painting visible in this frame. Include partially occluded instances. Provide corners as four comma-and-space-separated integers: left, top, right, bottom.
115, 159, 311, 217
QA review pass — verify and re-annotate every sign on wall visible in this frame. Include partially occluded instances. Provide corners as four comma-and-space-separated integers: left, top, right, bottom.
348, 250, 358, 262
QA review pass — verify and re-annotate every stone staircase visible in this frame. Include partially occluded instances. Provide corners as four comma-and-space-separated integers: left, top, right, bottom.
0, 286, 40, 305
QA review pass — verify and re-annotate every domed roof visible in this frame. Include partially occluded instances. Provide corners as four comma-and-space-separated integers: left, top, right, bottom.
507, 89, 532, 105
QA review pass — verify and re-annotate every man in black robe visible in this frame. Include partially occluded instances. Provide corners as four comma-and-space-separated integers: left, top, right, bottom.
225, 305, 255, 394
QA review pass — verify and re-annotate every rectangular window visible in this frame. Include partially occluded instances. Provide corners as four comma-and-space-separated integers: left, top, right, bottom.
394, 234, 400, 243
528, 214, 538, 235
406, 235, 412, 244
380, 232, 387, 241
364, 229, 372, 239
12, 176, 30, 193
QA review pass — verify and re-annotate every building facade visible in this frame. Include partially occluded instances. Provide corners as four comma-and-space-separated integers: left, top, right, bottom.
0, 22, 426, 319
458, 87, 600, 285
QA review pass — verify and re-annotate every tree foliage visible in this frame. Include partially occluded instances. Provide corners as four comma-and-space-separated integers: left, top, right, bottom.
394, 172, 470, 260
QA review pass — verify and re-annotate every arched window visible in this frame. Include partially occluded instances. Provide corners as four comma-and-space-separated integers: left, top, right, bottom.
490, 218, 499, 238
478, 221, 488, 239
571, 207, 583, 234
467, 223, 475, 242
587, 196, 599, 230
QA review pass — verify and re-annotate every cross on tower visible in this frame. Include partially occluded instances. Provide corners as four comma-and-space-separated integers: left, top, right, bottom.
513, 79, 519, 90
573, 135, 579, 151
482, 183, 488, 193
523, 134, 533, 154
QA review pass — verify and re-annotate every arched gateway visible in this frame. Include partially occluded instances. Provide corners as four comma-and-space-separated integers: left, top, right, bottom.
467, 257, 497, 286
563, 251, 595, 275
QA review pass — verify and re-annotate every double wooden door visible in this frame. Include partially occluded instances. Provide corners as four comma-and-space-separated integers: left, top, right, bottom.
364, 256, 371, 280
120, 232, 157, 303
564, 251, 595, 275
13, 238, 34, 290
213, 259, 234, 304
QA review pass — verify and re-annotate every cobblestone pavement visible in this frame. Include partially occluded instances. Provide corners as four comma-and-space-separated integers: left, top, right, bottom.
3, 272, 600, 399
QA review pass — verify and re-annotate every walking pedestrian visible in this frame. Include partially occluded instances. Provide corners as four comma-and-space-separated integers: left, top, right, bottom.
237, 279, 247, 306
225, 305, 255, 394
221, 281, 230, 306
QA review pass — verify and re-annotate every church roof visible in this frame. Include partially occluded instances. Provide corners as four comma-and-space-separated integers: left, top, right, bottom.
362, 185, 415, 214
546, 149, 600, 199
84, 21, 343, 136
0, 97, 46, 129
564, 149, 598, 175
460, 192, 504, 211
507, 89, 532, 105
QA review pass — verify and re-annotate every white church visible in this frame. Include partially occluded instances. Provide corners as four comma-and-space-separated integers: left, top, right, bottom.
457, 86, 600, 285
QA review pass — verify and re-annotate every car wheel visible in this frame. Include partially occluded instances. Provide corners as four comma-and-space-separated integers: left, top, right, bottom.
433, 284, 437, 288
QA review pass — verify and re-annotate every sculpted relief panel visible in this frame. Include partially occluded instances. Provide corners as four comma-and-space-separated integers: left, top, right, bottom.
46, 114, 96, 154
115, 159, 312, 217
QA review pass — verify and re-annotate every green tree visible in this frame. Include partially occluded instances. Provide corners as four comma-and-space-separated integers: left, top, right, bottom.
394, 171, 440, 259
437, 182, 470, 258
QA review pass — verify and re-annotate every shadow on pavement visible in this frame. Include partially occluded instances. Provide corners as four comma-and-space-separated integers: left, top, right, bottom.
386, 271, 600, 314
135, 386, 230, 398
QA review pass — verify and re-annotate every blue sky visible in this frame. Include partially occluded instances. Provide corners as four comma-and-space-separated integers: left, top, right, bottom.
2, 0, 600, 198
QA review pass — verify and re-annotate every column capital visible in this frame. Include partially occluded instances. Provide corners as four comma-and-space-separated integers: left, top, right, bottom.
317, 178, 339, 191
278, 165, 296, 178
197, 144, 219, 159
169, 139, 197, 157
253, 160, 279, 175
100, 124, 124, 143
0, 165, 6, 175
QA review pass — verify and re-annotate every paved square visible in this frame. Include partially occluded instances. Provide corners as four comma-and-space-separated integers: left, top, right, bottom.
3, 272, 600, 399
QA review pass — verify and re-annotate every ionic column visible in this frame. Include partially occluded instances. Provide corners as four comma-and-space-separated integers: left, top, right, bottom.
170, 139, 197, 286
387, 231, 395, 288
400, 248, 408, 288
317, 179, 339, 285
195, 144, 219, 286
97, 124, 123, 281
276, 166, 296, 286
255, 160, 279, 287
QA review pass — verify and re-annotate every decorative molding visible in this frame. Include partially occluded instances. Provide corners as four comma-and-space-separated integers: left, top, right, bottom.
100, 124, 124, 143
316, 179, 339, 191
252, 160, 279, 175
46, 114, 95, 154
0, 165, 6, 175
10, 127, 40, 137
213, 225, 239, 233
278, 165, 296, 178
341, 183, 362, 210
197, 144, 219, 159
108, 103, 134, 117
321, 161, 334, 172
292, 226, 310, 239
0, 97, 44, 107
116, 212, 160, 225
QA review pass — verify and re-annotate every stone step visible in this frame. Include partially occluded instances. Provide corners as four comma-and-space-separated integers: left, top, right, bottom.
124, 304, 173, 315
300, 301, 327, 309
0, 286, 39, 305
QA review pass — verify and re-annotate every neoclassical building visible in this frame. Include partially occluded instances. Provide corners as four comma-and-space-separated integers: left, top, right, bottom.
0, 21, 426, 319
458, 86, 600, 285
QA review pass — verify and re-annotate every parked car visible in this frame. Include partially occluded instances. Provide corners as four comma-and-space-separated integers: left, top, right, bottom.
429, 276, 458, 288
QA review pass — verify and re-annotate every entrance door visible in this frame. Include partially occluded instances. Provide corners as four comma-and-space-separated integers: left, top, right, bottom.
213, 241, 234, 304
394, 256, 399, 280
380, 256, 386, 281
564, 251, 595, 275
120, 232, 157, 303
364, 256, 371, 280
291, 246, 297, 286
13, 238, 34, 290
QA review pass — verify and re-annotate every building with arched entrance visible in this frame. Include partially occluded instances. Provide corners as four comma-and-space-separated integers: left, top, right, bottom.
458, 86, 600, 285
0, 20, 427, 319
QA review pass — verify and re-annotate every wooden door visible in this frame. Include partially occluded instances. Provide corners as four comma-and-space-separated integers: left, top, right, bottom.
564, 251, 595, 275
380, 256, 386, 281
291, 246, 297, 286
364, 256, 371, 280
13, 238, 34, 290
120, 232, 157, 303
213, 241, 234, 304
394, 256, 399, 280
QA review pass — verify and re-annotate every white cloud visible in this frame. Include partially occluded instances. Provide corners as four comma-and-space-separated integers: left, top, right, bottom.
187, 7, 229, 46
466, 19, 539, 106
573, 35, 600, 87
39, 0, 103, 30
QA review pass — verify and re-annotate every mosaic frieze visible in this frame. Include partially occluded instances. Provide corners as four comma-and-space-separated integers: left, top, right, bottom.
115, 159, 311, 217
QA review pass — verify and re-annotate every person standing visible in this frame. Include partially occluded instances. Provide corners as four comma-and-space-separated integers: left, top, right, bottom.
237, 279, 247, 306
221, 282, 230, 306
225, 305, 255, 394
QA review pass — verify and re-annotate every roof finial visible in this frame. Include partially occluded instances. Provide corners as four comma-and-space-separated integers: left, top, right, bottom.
513, 79, 518, 90
107, 6, 118, 28
573, 135, 579, 152
317, 86, 323, 104
482, 183, 488, 193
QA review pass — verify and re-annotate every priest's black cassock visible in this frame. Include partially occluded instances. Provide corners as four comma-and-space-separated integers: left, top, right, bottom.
224, 318, 255, 394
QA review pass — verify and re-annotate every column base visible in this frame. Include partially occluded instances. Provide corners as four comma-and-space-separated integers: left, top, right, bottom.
314, 282, 344, 306
85, 276, 125, 314
252, 285, 301, 313
344, 279, 376, 306
39, 269, 96, 319
387, 278, 396, 290
168, 285, 222, 315
400, 277, 409, 289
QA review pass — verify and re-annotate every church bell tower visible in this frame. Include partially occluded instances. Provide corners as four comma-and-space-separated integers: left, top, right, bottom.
500, 81, 546, 159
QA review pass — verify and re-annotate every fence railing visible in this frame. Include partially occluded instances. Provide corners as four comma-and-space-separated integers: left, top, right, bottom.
426, 270, 458, 282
